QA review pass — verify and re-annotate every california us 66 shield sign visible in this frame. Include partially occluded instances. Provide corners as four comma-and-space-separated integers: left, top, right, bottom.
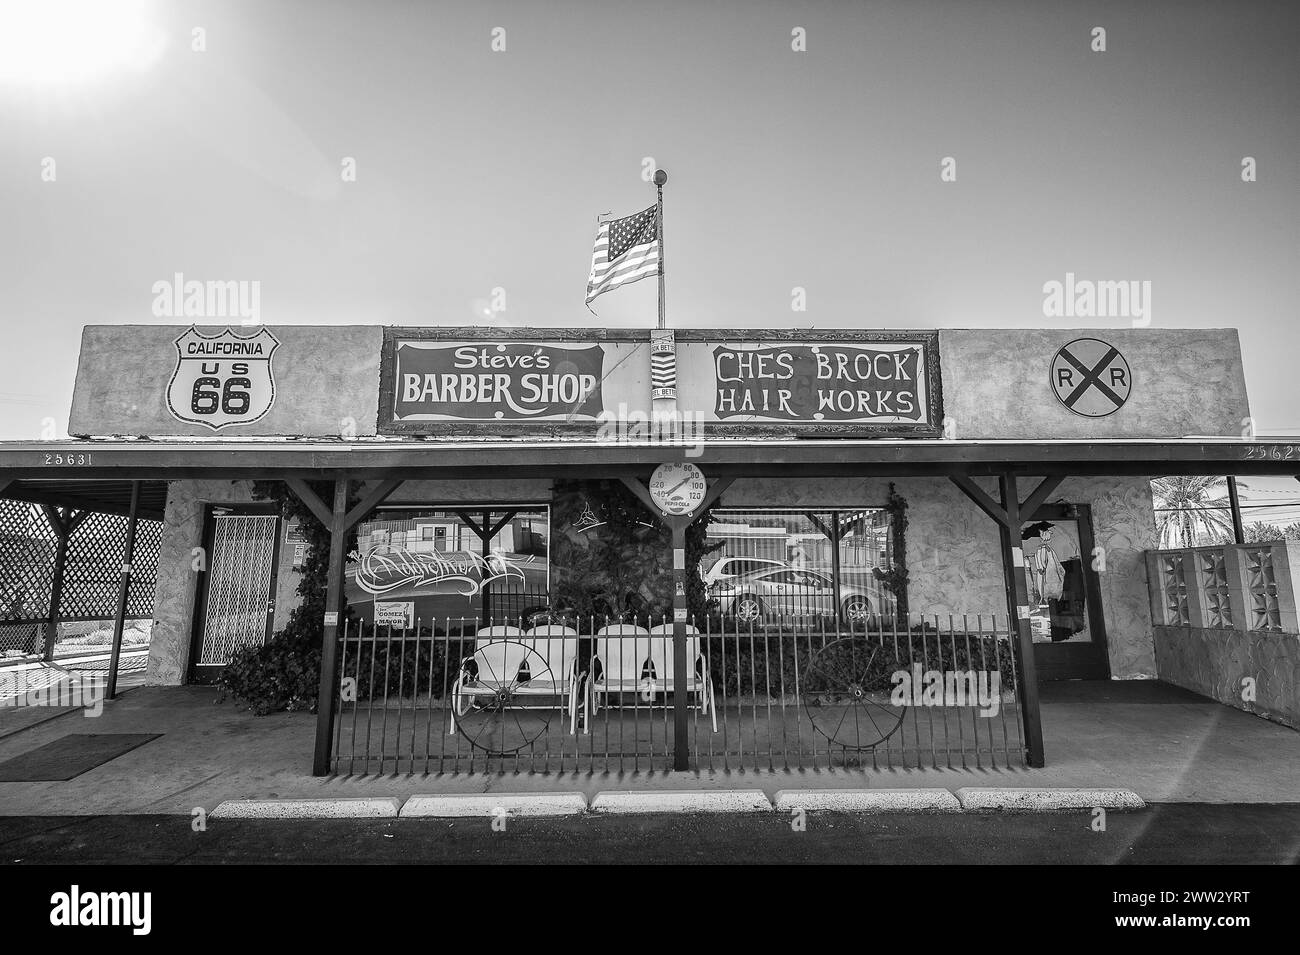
166, 326, 279, 429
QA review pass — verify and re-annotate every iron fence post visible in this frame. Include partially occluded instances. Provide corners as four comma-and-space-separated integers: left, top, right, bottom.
671, 521, 688, 770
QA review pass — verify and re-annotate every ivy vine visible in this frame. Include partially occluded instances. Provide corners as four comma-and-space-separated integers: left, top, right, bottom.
874, 482, 910, 626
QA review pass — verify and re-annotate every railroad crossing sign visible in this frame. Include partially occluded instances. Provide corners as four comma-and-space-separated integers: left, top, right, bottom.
1050, 338, 1131, 417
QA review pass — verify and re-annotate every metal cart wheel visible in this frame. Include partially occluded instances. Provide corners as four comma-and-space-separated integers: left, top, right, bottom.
451, 642, 556, 754
802, 636, 905, 750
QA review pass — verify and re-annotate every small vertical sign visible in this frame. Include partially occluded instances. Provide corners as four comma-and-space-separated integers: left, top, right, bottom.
651, 329, 677, 399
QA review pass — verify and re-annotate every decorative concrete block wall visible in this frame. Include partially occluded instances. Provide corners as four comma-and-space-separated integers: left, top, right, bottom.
1145, 541, 1300, 635
1153, 625, 1300, 729
1147, 541, 1300, 728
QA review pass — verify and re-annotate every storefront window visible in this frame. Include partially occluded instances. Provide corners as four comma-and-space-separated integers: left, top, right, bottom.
704, 509, 895, 628
346, 507, 550, 629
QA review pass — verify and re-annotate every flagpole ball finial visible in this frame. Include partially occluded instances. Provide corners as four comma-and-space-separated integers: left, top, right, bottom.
654, 169, 668, 186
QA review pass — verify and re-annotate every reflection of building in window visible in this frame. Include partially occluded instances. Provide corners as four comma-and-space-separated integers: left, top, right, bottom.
355, 511, 548, 561
707, 511, 890, 572
347, 508, 552, 621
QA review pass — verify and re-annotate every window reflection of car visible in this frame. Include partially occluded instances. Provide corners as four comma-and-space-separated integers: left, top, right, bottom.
703, 556, 789, 587
711, 568, 877, 625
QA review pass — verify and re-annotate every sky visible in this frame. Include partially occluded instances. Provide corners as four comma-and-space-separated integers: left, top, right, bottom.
1, 0, 1298, 490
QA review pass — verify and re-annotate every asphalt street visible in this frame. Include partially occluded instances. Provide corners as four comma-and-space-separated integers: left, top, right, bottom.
1, 803, 1298, 865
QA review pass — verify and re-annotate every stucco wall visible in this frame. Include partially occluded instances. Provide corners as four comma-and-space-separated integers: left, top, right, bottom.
68, 324, 383, 437
1154, 626, 1300, 729
938, 327, 1249, 439
146, 480, 259, 685
68, 325, 1247, 441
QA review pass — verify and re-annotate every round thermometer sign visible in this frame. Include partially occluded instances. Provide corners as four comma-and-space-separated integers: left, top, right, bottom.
649, 462, 706, 516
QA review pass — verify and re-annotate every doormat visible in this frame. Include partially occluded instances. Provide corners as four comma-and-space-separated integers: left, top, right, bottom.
0, 733, 162, 782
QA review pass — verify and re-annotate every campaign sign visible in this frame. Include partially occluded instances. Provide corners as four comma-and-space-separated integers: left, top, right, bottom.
166, 326, 279, 430
713, 343, 926, 422
391, 342, 605, 420
374, 601, 415, 629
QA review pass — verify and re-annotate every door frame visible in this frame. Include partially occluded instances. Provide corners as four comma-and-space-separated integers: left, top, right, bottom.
188, 503, 282, 684
1026, 502, 1111, 681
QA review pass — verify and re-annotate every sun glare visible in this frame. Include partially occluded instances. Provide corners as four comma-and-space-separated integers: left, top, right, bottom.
0, 0, 166, 87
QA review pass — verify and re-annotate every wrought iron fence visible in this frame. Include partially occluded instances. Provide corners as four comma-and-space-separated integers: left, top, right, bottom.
330, 607, 1025, 775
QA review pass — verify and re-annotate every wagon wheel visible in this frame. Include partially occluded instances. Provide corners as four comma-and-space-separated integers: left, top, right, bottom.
731, 594, 765, 622
802, 636, 905, 750
453, 643, 555, 755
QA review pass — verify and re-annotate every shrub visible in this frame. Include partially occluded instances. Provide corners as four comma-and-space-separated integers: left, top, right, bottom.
216, 629, 322, 715
215, 479, 359, 714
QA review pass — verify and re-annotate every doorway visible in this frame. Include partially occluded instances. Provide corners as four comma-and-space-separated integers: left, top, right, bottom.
188, 505, 281, 683
1022, 502, 1110, 680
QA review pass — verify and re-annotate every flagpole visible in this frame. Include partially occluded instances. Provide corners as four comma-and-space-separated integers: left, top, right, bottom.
654, 168, 667, 329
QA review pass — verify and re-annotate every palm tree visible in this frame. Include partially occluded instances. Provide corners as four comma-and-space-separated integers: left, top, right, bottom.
1150, 476, 1243, 548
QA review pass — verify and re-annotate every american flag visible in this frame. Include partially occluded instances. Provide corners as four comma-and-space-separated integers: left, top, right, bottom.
586, 204, 660, 306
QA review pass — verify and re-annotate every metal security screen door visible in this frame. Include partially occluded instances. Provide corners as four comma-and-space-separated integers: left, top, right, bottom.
190, 507, 280, 681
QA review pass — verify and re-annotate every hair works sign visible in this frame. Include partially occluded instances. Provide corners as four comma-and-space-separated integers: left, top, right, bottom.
675, 332, 941, 434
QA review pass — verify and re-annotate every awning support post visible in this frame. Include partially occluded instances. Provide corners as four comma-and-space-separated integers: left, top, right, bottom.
39, 506, 85, 663
287, 476, 404, 776
949, 472, 1049, 767
314, 479, 350, 777
1226, 476, 1245, 544
998, 473, 1045, 767
107, 480, 141, 700
621, 474, 733, 772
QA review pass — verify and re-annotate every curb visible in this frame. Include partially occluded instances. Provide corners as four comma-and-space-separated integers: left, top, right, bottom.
773, 788, 961, 813
955, 787, 1146, 812
210, 797, 402, 819
401, 792, 588, 818
590, 790, 771, 814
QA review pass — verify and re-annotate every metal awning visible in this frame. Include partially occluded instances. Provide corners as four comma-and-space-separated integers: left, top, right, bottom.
1, 438, 1298, 481
0, 479, 169, 520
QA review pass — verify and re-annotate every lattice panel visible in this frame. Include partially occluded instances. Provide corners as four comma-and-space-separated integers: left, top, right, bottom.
126, 519, 162, 617
0, 499, 57, 623
1197, 550, 1232, 629
1159, 554, 1190, 626
59, 513, 165, 621
198, 515, 277, 665
1244, 548, 1281, 631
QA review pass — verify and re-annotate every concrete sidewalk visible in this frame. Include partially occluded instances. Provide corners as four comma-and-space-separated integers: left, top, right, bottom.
0, 681, 1296, 815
